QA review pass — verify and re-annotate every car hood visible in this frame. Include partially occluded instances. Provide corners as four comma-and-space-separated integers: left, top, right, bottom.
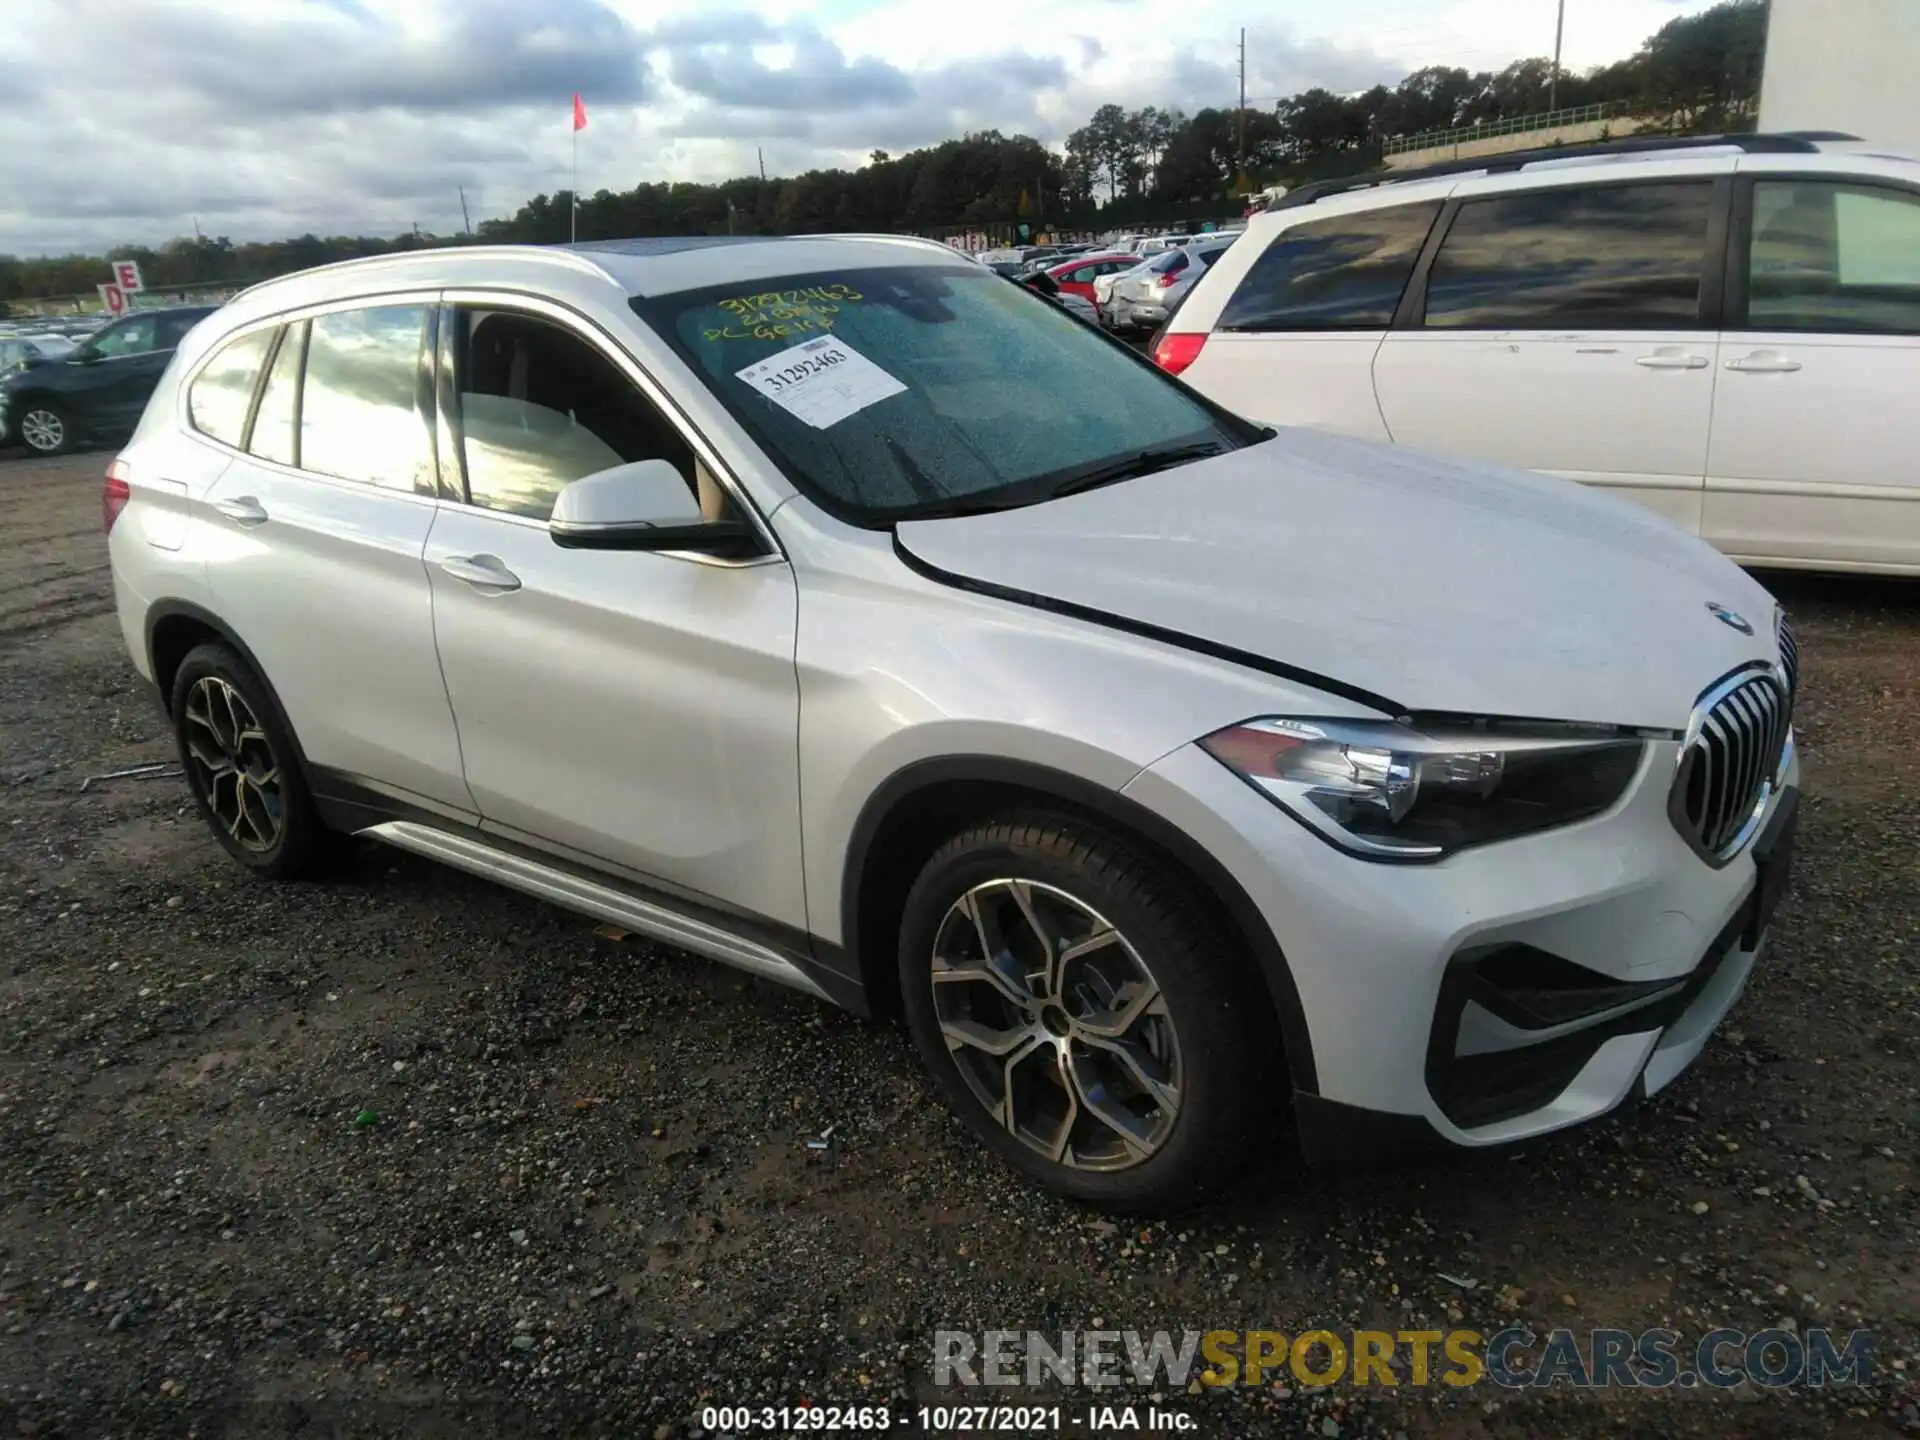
894, 427, 1780, 730
3, 355, 63, 381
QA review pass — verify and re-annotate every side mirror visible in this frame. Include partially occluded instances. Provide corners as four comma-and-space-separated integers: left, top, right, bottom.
1022, 270, 1061, 296
549, 459, 755, 554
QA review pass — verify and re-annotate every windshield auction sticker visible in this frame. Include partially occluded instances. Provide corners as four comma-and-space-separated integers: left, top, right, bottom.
735, 334, 905, 429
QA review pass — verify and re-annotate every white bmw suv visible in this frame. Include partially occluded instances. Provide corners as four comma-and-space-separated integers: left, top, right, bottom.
106, 234, 1799, 1210
1155, 131, 1920, 575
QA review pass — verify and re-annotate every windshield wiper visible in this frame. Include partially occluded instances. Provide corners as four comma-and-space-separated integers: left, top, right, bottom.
1042, 441, 1227, 499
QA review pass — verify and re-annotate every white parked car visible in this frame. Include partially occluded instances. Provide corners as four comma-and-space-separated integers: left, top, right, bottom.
1104, 238, 1238, 334
1157, 131, 1920, 575
1092, 258, 1151, 311
106, 234, 1799, 1210
0, 335, 69, 371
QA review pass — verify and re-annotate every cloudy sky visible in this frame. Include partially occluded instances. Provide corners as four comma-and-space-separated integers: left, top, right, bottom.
0, 0, 1726, 256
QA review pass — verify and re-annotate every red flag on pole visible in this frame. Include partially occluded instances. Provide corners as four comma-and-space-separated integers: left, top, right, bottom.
572, 93, 587, 131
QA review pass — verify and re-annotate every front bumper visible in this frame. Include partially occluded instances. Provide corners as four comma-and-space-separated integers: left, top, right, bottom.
1123, 737, 1799, 1162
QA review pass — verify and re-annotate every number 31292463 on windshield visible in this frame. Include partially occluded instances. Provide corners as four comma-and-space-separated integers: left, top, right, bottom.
765, 346, 845, 391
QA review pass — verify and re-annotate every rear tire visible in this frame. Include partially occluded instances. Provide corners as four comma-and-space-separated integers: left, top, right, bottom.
898, 813, 1268, 1211
169, 643, 331, 880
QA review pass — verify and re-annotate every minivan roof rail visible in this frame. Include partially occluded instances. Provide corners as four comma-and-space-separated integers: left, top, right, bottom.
1264, 131, 1864, 212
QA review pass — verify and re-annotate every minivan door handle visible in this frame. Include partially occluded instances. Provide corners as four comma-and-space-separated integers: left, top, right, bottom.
438, 554, 522, 592
1725, 351, 1803, 374
1634, 349, 1710, 370
211, 495, 269, 526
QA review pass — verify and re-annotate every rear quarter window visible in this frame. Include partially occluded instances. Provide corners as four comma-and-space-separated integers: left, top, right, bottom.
186, 328, 276, 448
1217, 202, 1441, 331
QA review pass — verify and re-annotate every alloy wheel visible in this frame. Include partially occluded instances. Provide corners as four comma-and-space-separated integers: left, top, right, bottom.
19, 409, 64, 453
930, 879, 1182, 1171
182, 676, 283, 852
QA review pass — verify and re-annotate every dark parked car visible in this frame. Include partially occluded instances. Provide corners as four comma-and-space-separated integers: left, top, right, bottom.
1, 307, 217, 455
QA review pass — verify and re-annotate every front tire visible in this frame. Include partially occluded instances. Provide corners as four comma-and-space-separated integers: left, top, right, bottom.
17, 404, 73, 456
898, 814, 1268, 1211
170, 643, 330, 879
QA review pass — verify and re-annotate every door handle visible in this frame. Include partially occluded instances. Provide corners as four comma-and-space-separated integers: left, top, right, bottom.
1634, 352, 1710, 370
1725, 353, 1803, 374
211, 495, 268, 526
438, 554, 522, 592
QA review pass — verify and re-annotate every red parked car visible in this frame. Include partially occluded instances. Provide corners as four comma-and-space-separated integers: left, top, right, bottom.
1043, 252, 1141, 303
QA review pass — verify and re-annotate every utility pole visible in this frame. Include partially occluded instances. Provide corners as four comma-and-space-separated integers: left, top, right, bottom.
1236, 27, 1247, 196
758, 147, 767, 182
1549, 0, 1566, 111
458, 185, 473, 235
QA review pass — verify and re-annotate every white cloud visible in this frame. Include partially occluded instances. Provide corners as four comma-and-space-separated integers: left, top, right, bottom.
0, 0, 1730, 256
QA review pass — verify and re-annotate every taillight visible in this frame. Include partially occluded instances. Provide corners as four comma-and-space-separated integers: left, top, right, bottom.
1154, 271, 1179, 290
1151, 332, 1207, 377
103, 459, 131, 533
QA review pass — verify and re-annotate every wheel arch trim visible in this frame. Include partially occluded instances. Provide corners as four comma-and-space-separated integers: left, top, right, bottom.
144, 599, 317, 787
839, 753, 1319, 1095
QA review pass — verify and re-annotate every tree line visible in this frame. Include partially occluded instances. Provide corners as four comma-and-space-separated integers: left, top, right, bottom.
0, 0, 1764, 307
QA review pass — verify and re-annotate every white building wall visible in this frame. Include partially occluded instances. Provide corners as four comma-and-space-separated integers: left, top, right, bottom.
1760, 0, 1920, 155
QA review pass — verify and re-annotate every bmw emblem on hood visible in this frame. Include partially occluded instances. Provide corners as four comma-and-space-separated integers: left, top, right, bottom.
1706, 601, 1754, 635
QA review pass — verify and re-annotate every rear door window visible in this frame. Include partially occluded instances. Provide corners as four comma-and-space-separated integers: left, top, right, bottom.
298, 305, 437, 493
157, 311, 205, 349
1422, 182, 1714, 329
1217, 202, 1440, 331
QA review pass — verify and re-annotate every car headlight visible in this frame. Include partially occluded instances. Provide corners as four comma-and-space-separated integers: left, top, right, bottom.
1199, 717, 1646, 861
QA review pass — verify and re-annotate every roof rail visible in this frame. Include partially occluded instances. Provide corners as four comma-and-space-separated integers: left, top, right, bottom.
1263, 131, 1864, 212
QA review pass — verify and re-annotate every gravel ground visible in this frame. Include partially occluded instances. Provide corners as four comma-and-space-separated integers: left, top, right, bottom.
1, 448, 1915, 1439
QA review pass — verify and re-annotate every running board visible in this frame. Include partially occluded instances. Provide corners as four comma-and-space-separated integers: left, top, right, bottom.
357, 820, 829, 1001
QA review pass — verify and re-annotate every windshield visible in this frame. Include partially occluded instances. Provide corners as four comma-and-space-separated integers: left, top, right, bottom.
635, 262, 1256, 525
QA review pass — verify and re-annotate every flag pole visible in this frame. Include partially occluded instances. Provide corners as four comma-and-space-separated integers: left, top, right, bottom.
570, 122, 578, 244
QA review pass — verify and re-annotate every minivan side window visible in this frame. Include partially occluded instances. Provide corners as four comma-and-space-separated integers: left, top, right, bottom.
1745, 180, 1920, 335
449, 307, 698, 521
1422, 182, 1714, 330
299, 305, 437, 494
1216, 202, 1440, 331
186, 328, 275, 449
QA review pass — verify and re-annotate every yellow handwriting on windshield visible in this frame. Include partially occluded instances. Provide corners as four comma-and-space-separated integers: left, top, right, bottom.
704, 284, 863, 343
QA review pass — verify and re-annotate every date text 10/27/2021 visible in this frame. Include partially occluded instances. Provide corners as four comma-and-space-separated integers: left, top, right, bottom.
698, 1405, 1196, 1433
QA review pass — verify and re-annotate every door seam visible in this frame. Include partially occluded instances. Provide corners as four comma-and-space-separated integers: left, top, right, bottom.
421, 503, 485, 817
